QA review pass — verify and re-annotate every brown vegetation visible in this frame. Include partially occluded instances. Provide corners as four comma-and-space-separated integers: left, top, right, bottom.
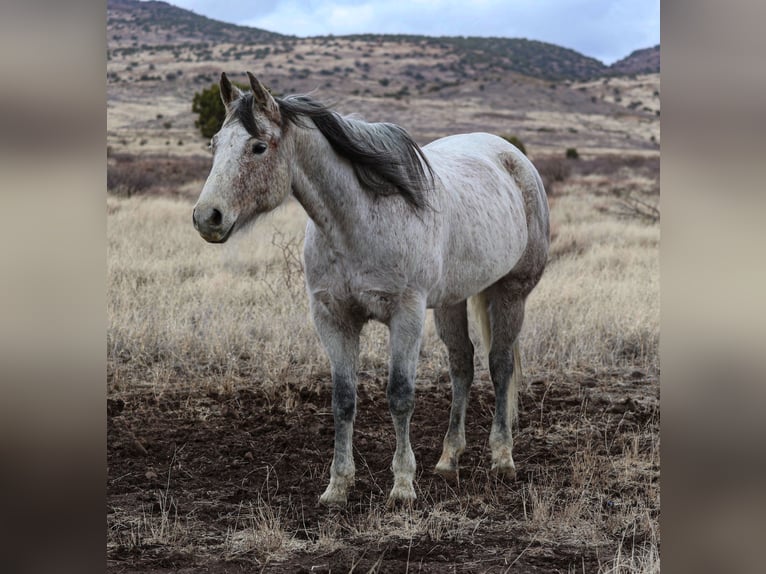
107, 153, 211, 198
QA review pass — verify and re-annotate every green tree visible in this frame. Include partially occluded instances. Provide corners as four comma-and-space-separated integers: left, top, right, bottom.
192, 83, 226, 139
191, 81, 247, 139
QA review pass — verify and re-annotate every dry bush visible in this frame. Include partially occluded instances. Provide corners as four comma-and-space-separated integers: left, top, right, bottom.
107, 163, 156, 197
533, 155, 573, 195
107, 153, 212, 197
602, 190, 660, 223
223, 498, 295, 562
600, 540, 660, 574
532, 153, 659, 199
574, 154, 659, 185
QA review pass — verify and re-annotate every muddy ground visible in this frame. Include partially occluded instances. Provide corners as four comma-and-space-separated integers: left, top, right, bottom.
107, 369, 659, 573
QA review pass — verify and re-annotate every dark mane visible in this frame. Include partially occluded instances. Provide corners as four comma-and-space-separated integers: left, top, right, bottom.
232, 93, 434, 209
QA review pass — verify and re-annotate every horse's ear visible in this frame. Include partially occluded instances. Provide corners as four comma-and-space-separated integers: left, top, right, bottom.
247, 72, 280, 122
220, 72, 242, 107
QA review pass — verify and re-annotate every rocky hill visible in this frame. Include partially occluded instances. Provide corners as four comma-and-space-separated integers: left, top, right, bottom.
108, 0, 653, 82
339, 34, 609, 82
107, 0, 660, 158
107, 0, 284, 47
610, 45, 660, 76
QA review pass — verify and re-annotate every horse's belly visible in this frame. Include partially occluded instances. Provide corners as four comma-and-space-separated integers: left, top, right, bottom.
427, 253, 519, 307
428, 201, 528, 307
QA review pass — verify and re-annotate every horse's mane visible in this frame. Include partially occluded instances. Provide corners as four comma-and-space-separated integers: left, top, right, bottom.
232, 93, 434, 209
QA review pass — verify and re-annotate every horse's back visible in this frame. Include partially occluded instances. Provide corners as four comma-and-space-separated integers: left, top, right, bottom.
424, 131, 516, 155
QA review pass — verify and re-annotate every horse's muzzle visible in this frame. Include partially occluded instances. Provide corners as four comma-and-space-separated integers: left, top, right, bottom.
192, 206, 234, 243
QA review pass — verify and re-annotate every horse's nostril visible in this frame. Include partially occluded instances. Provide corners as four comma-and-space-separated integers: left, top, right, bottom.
210, 208, 223, 227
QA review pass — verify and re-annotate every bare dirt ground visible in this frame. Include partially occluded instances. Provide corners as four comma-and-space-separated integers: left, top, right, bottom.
107, 367, 658, 572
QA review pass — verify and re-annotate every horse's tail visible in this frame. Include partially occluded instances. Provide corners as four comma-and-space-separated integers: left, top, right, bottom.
469, 292, 491, 364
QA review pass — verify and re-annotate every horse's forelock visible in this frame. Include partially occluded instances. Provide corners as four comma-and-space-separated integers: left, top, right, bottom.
227, 93, 265, 138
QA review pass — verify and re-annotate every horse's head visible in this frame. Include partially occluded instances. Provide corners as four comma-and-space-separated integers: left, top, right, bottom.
193, 72, 293, 243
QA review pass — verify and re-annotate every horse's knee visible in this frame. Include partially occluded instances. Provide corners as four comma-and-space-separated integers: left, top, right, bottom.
387, 368, 414, 416
450, 347, 474, 381
488, 349, 514, 385
332, 374, 356, 422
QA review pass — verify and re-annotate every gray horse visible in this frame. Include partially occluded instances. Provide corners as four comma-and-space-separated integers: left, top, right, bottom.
193, 72, 550, 506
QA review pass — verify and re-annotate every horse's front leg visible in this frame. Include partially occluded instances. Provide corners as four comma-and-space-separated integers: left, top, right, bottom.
312, 303, 363, 506
386, 295, 427, 506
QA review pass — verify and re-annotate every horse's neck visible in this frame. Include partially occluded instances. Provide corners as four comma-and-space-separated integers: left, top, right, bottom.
290, 124, 369, 250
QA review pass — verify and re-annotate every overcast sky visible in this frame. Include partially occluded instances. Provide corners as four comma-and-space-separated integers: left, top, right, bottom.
158, 0, 659, 65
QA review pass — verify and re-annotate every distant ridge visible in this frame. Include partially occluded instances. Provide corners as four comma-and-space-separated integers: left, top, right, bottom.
609, 45, 660, 76
108, 0, 657, 81
342, 34, 609, 82
107, 0, 285, 46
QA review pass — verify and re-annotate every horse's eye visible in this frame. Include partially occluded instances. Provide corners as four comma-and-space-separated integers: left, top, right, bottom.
252, 142, 267, 155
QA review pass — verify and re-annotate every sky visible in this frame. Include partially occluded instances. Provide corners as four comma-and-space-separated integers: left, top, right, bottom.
156, 0, 659, 65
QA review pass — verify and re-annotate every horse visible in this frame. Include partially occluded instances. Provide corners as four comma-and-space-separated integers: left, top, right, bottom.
193, 72, 550, 506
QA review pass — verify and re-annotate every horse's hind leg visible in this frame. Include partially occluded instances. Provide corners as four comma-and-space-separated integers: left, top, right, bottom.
486, 290, 526, 477
433, 302, 474, 480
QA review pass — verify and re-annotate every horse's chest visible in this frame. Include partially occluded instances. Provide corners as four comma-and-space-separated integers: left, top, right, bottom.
305, 256, 409, 324
311, 285, 400, 323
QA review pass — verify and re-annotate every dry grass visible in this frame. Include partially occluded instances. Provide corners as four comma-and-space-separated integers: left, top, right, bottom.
107, 157, 659, 389
222, 498, 297, 563
108, 196, 322, 391
107, 155, 659, 571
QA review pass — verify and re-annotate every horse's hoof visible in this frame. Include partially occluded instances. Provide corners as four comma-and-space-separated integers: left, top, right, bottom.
490, 460, 517, 479
319, 488, 348, 507
434, 461, 459, 481
386, 482, 416, 509
386, 495, 415, 510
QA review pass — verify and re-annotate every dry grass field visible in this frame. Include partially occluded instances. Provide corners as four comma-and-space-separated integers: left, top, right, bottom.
107, 152, 659, 572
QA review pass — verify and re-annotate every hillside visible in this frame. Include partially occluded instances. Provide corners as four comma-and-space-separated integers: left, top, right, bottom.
339, 34, 609, 82
107, 0, 634, 82
107, 0, 284, 47
106, 0, 660, 158
610, 45, 660, 76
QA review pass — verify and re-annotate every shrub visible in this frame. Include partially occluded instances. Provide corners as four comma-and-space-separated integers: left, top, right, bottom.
192, 81, 248, 139
534, 156, 572, 194
107, 164, 153, 197
566, 147, 580, 160
498, 134, 526, 155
